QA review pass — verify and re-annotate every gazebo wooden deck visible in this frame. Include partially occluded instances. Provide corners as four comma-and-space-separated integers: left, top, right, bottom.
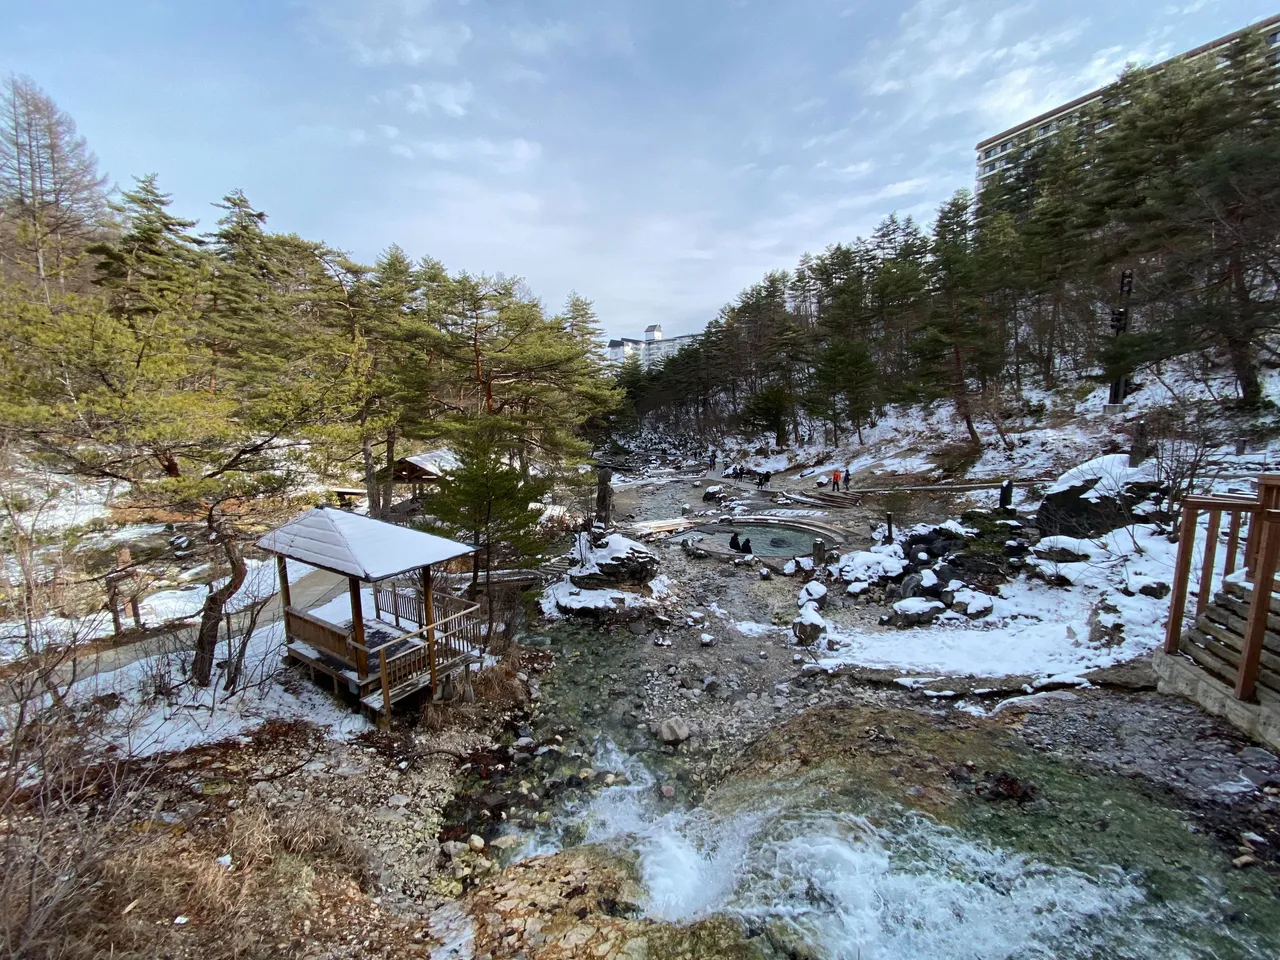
257, 505, 482, 727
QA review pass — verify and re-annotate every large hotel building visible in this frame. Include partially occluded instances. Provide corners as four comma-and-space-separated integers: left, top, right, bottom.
974, 13, 1280, 186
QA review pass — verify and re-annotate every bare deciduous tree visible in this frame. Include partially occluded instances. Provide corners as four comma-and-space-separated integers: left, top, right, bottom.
0, 74, 110, 297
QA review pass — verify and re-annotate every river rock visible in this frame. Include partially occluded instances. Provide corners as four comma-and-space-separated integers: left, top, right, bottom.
899, 574, 924, 599
792, 601, 827, 644
656, 717, 691, 745
797, 581, 829, 610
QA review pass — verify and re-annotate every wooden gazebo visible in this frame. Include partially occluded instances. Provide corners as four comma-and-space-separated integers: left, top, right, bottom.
257, 505, 481, 726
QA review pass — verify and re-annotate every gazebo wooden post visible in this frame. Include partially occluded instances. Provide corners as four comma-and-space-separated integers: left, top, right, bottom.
276, 555, 291, 616
422, 565, 438, 690
349, 577, 368, 679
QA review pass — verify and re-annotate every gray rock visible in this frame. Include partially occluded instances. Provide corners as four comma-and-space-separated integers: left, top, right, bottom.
656, 716, 691, 745
441, 841, 468, 859
387, 794, 412, 808
900, 574, 923, 599
1238, 746, 1278, 769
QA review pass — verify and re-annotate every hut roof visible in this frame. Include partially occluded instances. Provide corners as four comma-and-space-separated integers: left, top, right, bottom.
256, 506, 474, 581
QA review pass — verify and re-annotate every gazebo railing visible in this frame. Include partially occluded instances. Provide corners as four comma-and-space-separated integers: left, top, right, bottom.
284, 607, 354, 664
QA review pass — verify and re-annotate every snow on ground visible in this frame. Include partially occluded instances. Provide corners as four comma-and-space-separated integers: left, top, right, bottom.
819, 519, 1234, 685
6, 621, 370, 758
139, 558, 317, 625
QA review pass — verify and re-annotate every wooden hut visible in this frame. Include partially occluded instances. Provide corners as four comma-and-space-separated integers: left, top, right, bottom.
257, 505, 481, 726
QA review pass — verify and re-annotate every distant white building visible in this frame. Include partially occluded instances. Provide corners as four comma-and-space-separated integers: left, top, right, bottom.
607, 324, 698, 370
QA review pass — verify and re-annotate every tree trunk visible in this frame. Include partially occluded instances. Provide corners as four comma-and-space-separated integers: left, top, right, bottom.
193, 538, 247, 687
379, 426, 397, 520
595, 467, 613, 525
361, 434, 381, 517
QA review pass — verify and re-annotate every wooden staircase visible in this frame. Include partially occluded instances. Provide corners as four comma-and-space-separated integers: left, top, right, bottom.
1179, 580, 1280, 706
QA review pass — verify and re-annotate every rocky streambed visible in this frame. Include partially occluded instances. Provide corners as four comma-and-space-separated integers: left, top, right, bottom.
425, 474, 1280, 959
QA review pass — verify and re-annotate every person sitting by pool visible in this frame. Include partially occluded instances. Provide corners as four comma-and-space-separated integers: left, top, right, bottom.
739, 537, 753, 555
729, 532, 742, 551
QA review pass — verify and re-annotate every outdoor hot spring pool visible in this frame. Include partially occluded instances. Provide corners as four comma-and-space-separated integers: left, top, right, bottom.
679, 522, 827, 558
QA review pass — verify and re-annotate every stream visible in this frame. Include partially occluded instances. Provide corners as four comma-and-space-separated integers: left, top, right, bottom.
443, 474, 1280, 959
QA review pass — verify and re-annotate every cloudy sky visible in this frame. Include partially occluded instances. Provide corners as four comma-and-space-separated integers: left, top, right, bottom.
2, 0, 1272, 337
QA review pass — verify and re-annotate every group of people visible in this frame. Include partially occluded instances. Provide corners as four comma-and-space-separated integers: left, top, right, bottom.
828, 467, 852, 492
718, 462, 772, 489
727, 532, 754, 554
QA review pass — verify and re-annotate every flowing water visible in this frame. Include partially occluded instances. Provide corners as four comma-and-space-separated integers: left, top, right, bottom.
514, 736, 1280, 960
487, 479, 1280, 958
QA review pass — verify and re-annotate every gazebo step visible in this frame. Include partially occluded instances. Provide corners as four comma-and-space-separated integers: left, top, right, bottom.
360, 654, 479, 711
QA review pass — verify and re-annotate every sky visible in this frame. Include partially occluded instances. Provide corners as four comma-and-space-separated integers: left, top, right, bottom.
1, 0, 1273, 339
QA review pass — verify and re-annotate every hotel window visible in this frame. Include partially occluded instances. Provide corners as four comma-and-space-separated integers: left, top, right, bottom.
1268, 30, 1279, 44
1038, 124, 1050, 136
983, 148, 995, 159
984, 163, 995, 173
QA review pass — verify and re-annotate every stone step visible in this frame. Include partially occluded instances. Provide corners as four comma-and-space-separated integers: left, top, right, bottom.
1183, 628, 1280, 697
1200, 604, 1280, 656
1222, 579, 1280, 617
1213, 590, 1280, 634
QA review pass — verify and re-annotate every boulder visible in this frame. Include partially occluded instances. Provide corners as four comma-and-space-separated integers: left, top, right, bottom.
569, 532, 659, 587
656, 717, 691, 745
792, 601, 827, 644
899, 574, 924, 599
797, 581, 829, 610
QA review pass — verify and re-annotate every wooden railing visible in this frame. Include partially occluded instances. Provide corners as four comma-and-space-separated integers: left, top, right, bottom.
372, 593, 483, 717
373, 578, 424, 628
285, 607, 354, 665
1165, 475, 1280, 702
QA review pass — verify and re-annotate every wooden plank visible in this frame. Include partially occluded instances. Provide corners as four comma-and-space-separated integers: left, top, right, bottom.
1237, 517, 1280, 701
1179, 634, 1240, 685
1164, 507, 1200, 654
1196, 509, 1222, 618
1225, 511, 1243, 579
1194, 618, 1280, 675
378, 648, 392, 730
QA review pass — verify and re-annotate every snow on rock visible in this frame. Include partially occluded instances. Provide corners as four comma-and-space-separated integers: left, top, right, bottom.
568, 532, 658, 587
832, 543, 907, 584
792, 601, 827, 644
1045, 454, 1157, 502
847, 581, 870, 596
540, 579, 649, 619
950, 588, 995, 618
797, 581, 829, 609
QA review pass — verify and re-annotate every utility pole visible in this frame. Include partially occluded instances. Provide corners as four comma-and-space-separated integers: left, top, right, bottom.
1107, 269, 1134, 408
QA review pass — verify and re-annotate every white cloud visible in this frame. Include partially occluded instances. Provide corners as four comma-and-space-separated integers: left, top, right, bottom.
377, 124, 400, 139
306, 0, 472, 67
389, 137, 542, 171
402, 81, 473, 116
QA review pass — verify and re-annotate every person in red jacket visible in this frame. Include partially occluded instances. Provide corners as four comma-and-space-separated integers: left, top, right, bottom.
832, 467, 842, 489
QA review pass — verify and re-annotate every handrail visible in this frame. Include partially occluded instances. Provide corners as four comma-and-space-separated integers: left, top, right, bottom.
1165, 481, 1280, 703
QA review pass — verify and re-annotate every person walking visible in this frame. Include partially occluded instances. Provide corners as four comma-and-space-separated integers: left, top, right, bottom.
843, 468, 852, 492
762, 471, 772, 489
708, 451, 717, 474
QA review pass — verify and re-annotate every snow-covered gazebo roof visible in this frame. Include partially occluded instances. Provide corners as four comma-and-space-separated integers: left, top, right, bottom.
256, 506, 475, 581
403, 448, 460, 479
